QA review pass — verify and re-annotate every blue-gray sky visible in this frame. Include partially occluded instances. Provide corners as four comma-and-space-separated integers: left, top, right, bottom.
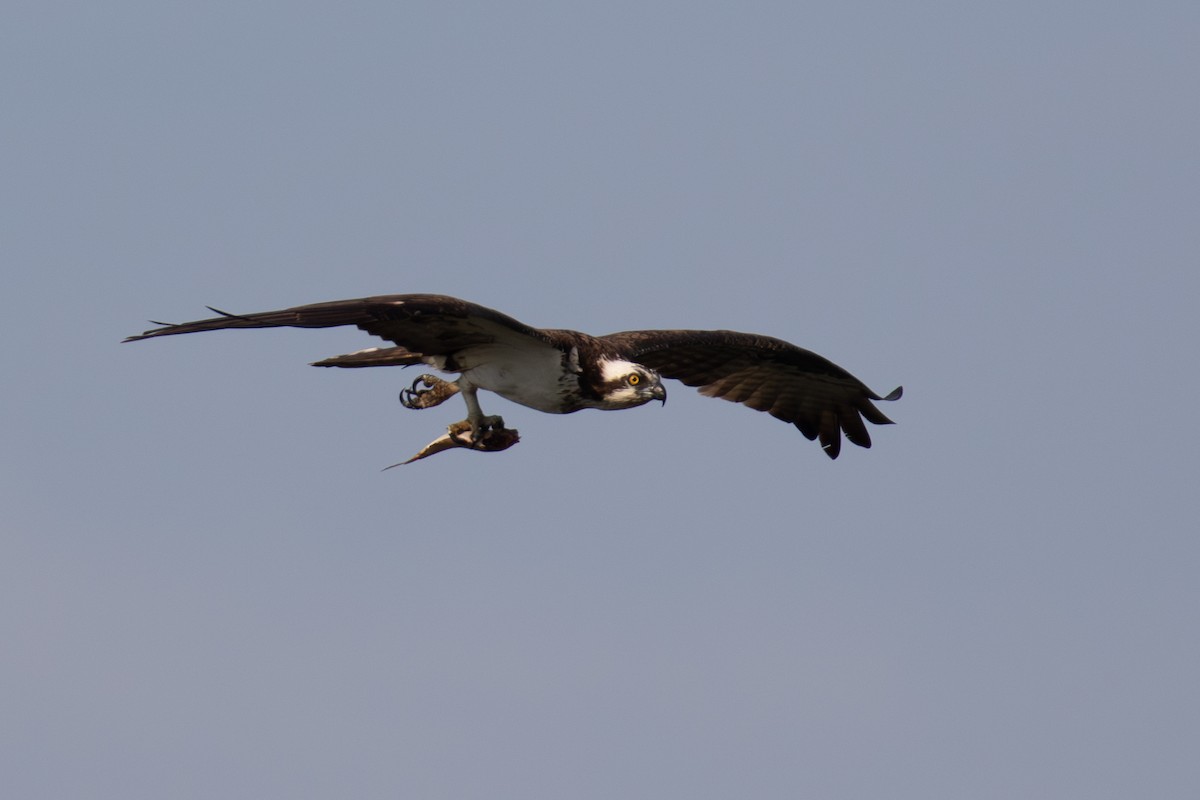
4, 2, 1198, 798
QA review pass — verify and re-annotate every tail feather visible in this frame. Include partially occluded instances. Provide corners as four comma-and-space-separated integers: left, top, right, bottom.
311, 347, 425, 368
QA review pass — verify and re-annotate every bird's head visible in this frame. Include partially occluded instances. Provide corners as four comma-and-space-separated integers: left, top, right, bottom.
596, 358, 667, 409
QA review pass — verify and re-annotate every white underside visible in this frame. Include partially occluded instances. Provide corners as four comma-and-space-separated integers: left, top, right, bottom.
437, 344, 578, 414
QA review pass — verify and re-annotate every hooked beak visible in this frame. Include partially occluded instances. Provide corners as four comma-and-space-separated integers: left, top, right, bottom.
651, 383, 667, 406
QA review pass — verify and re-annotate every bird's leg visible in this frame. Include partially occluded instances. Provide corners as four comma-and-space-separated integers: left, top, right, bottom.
399, 374, 460, 410
453, 385, 505, 447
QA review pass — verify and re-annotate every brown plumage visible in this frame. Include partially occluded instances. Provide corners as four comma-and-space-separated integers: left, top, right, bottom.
126, 294, 901, 459
601, 329, 902, 459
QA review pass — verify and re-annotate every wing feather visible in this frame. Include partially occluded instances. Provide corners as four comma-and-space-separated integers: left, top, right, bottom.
604, 329, 901, 459
124, 294, 562, 367
839, 403, 872, 448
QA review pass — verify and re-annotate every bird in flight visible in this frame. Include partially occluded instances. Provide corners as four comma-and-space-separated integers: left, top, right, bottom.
125, 294, 901, 460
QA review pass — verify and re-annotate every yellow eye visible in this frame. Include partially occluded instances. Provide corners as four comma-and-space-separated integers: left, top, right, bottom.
627, 373, 641, 386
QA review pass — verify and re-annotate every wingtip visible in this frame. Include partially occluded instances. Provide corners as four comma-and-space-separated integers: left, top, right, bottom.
884, 386, 903, 401
123, 317, 185, 343
122, 324, 167, 343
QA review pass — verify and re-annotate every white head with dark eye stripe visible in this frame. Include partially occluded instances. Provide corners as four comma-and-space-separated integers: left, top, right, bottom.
594, 358, 667, 409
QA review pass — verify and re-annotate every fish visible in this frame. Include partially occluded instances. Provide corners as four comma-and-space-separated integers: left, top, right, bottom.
384, 421, 521, 468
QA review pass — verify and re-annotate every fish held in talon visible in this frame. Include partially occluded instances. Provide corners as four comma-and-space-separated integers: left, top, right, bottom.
385, 422, 521, 468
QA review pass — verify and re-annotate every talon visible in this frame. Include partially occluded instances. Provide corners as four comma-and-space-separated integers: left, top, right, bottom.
398, 375, 429, 409
470, 415, 505, 440
447, 419, 474, 446
399, 374, 459, 410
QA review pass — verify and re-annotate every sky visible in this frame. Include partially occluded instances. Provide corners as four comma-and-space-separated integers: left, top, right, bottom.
3, 2, 1199, 798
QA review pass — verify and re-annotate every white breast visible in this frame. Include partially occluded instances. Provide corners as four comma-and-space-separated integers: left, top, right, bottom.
456, 344, 578, 414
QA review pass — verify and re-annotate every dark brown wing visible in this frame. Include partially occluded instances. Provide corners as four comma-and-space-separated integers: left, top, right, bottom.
603, 329, 902, 459
123, 294, 562, 366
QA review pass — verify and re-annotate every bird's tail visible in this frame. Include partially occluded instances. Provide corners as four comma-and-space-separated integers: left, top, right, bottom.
311, 347, 425, 368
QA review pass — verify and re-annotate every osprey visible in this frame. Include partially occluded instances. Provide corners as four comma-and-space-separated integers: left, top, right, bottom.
124, 294, 901, 460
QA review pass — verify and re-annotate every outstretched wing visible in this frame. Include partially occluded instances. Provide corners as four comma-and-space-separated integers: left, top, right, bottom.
124, 294, 561, 368
603, 329, 902, 459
